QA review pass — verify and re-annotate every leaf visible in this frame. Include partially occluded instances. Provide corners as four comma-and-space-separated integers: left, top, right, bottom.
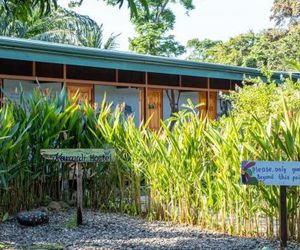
2, 212, 9, 222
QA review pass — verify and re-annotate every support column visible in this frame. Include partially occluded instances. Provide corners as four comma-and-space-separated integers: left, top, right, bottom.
206, 78, 217, 120
199, 91, 207, 118
32, 62, 36, 77
0, 78, 3, 106
208, 92, 217, 120
63, 64, 67, 89
145, 72, 148, 122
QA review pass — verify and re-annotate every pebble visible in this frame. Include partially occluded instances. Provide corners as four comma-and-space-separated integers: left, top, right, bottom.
0, 209, 299, 250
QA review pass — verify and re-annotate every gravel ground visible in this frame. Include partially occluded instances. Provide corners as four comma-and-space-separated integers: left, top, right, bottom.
0, 209, 299, 250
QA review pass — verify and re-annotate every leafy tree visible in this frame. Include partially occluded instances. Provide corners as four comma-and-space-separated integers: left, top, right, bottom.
0, 0, 148, 21
126, 0, 194, 57
186, 0, 300, 71
187, 25, 300, 71
0, 6, 119, 49
270, 0, 300, 26
186, 38, 221, 62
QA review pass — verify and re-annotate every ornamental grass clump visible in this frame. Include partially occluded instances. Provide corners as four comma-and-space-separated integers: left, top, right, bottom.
1, 75, 300, 240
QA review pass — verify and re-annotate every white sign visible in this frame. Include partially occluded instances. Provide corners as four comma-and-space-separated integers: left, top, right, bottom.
241, 161, 300, 186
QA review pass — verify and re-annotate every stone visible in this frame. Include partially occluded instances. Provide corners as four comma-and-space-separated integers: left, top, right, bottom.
58, 201, 70, 210
16, 211, 49, 226
38, 206, 49, 213
48, 201, 62, 211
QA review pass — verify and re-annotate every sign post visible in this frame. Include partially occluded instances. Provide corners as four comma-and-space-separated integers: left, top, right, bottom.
280, 186, 287, 248
241, 161, 300, 248
41, 148, 115, 225
76, 162, 83, 225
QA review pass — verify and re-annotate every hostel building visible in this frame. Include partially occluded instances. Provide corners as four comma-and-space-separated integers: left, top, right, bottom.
0, 36, 297, 130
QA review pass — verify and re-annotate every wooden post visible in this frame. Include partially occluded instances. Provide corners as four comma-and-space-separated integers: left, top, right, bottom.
145, 72, 148, 122
61, 162, 69, 202
63, 64, 67, 88
0, 78, 3, 107
76, 163, 83, 225
199, 91, 207, 118
280, 186, 288, 248
115, 69, 119, 83
32, 62, 36, 77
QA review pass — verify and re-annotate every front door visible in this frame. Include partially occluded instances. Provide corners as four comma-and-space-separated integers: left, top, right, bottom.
146, 88, 162, 131
67, 84, 93, 103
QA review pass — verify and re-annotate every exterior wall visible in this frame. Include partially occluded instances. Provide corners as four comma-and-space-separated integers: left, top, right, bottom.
2, 79, 224, 123
3, 79, 62, 102
94, 85, 140, 126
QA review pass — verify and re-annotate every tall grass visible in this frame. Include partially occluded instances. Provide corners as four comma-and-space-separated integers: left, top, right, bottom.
1, 79, 300, 240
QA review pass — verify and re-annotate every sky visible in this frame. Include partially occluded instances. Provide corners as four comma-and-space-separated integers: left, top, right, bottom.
58, 0, 275, 52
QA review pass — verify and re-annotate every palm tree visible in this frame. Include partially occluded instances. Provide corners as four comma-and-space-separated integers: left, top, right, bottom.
0, 6, 119, 49
0, 0, 148, 21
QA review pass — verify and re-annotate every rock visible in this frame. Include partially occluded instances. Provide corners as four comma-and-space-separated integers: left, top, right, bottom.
16, 211, 49, 226
58, 201, 70, 210
48, 201, 62, 211
38, 206, 49, 213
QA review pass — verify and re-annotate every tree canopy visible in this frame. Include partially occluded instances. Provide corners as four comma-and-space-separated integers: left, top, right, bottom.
187, 25, 300, 71
187, 0, 300, 71
125, 0, 194, 57
0, 5, 119, 49
270, 0, 300, 26
0, 0, 149, 21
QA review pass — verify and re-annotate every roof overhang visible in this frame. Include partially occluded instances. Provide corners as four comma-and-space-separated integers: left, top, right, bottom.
0, 36, 299, 82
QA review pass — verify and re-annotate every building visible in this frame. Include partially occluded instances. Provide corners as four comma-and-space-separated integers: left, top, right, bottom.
0, 36, 298, 130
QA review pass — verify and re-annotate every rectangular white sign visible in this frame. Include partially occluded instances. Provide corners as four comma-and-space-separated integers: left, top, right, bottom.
241, 161, 300, 186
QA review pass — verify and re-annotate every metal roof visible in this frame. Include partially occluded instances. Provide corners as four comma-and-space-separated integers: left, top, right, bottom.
0, 36, 299, 81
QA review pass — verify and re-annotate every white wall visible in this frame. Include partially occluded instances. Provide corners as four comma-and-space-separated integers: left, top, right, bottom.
163, 90, 199, 120
3, 80, 62, 102
94, 85, 140, 126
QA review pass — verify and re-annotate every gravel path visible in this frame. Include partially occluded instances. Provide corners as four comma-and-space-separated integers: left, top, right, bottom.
0, 209, 299, 250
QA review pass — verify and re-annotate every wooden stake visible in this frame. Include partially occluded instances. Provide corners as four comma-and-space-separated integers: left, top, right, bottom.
76, 163, 83, 225
280, 185, 288, 248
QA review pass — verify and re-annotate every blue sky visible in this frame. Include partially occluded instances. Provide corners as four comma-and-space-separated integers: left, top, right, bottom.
58, 0, 275, 51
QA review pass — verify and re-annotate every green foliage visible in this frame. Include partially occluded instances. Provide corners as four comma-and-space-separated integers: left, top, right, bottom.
124, 0, 194, 56
1, 70, 300, 239
72, 0, 149, 18
64, 217, 77, 229
0, 242, 14, 250
186, 38, 222, 62
0, 0, 57, 22
187, 25, 300, 71
229, 75, 300, 122
0, 0, 149, 21
187, 0, 300, 71
0, 5, 119, 49
271, 0, 300, 26
1, 212, 9, 222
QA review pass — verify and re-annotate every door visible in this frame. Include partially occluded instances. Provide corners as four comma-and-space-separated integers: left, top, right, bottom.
208, 92, 217, 119
146, 88, 162, 131
67, 84, 93, 103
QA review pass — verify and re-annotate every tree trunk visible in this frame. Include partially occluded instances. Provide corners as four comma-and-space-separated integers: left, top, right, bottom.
165, 89, 181, 130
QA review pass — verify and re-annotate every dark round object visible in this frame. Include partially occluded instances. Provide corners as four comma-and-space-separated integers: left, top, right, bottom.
17, 211, 49, 226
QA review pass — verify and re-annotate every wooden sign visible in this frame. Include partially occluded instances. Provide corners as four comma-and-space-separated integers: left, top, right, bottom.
241, 161, 300, 186
41, 149, 115, 163
41, 148, 114, 226
240, 160, 300, 248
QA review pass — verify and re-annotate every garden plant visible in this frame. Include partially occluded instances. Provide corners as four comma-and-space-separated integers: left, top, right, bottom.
0, 71, 300, 241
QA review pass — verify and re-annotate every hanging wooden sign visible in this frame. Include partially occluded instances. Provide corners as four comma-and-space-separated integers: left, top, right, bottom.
41, 149, 115, 163
41, 148, 115, 226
